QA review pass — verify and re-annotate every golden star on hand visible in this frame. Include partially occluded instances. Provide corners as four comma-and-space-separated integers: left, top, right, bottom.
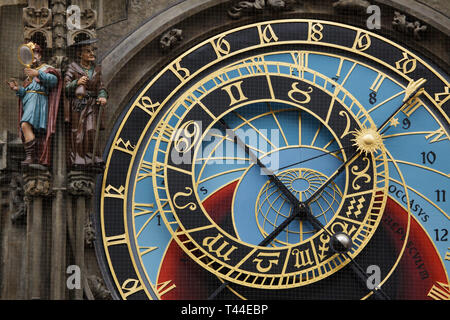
389, 118, 400, 127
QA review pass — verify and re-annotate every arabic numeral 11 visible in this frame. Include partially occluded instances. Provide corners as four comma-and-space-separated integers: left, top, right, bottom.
435, 190, 446, 202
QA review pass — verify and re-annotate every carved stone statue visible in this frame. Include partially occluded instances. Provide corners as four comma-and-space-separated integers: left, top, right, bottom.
64, 38, 108, 171
10, 173, 27, 224
392, 11, 427, 41
332, 0, 370, 15
5, 42, 62, 169
160, 29, 183, 52
228, 0, 290, 19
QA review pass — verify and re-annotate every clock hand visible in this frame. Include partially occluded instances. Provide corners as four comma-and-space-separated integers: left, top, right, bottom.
305, 78, 427, 205
304, 150, 359, 205
208, 201, 391, 300
378, 78, 426, 134
293, 82, 427, 299
305, 208, 391, 300
275, 145, 351, 173
207, 203, 310, 300
209, 88, 422, 299
217, 118, 303, 214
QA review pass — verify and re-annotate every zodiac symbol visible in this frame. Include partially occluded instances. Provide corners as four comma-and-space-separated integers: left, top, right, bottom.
351, 156, 372, 190
173, 120, 201, 154
173, 187, 197, 211
345, 196, 366, 218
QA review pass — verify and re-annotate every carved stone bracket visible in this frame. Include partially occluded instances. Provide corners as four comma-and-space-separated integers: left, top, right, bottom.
48, 55, 69, 71
84, 218, 96, 247
160, 28, 183, 52
23, 170, 52, 197
392, 11, 427, 41
68, 171, 95, 197
10, 173, 27, 224
87, 275, 112, 300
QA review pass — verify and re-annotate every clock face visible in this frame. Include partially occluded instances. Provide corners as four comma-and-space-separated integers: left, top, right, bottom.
96, 19, 450, 300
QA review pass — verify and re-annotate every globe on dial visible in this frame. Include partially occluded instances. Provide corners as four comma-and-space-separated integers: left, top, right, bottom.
97, 20, 450, 300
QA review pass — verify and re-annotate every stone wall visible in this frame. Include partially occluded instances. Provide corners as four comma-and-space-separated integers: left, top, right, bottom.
0, 5, 26, 134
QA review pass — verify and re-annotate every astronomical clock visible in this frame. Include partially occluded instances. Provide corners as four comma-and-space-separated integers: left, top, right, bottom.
95, 15, 449, 300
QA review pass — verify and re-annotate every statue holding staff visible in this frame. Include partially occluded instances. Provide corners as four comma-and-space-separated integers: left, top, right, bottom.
64, 38, 108, 171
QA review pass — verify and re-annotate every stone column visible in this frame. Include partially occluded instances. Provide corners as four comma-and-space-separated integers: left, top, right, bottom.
68, 171, 95, 300
23, 170, 52, 299
48, 0, 68, 300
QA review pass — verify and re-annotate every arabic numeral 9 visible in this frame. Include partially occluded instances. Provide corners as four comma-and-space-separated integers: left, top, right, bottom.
402, 118, 411, 129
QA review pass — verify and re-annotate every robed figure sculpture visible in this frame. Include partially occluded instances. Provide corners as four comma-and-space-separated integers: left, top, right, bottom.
64, 39, 108, 171
6, 42, 62, 169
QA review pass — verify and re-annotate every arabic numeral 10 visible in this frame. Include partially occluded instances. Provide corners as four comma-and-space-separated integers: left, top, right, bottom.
421, 151, 436, 164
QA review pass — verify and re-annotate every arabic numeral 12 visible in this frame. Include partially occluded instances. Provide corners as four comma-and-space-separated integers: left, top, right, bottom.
434, 229, 448, 242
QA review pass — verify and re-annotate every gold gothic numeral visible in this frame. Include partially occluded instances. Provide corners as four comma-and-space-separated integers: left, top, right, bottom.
292, 248, 314, 268
169, 60, 191, 82
253, 252, 281, 273
211, 36, 231, 58
395, 52, 417, 74
134, 95, 160, 116
258, 24, 279, 44
115, 138, 136, 155
369, 74, 385, 93
105, 233, 127, 247
427, 281, 450, 300
221, 81, 248, 106
243, 56, 266, 75
202, 233, 237, 261
402, 96, 422, 117
290, 52, 308, 78
308, 22, 323, 42
137, 161, 163, 182
353, 31, 371, 52
157, 280, 176, 297
435, 86, 450, 107
425, 128, 448, 144
121, 279, 143, 298
133, 202, 155, 217
104, 185, 125, 199
317, 234, 330, 260
156, 123, 176, 143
